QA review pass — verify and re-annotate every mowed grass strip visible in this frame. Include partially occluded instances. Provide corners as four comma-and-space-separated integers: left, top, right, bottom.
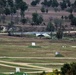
0, 61, 45, 70
0, 58, 76, 63
0, 36, 76, 72
0, 65, 40, 72
0, 42, 76, 57
0, 66, 15, 72
31, 64, 63, 69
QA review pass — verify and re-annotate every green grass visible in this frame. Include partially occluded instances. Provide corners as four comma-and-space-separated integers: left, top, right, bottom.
55, 54, 64, 57
0, 58, 76, 63
31, 64, 63, 69
28, 45, 41, 48
0, 65, 41, 72
0, 36, 76, 73
14, 72, 27, 75
0, 73, 6, 75
0, 42, 76, 57
0, 66, 15, 72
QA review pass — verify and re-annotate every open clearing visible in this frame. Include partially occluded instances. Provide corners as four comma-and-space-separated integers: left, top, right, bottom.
0, 35, 76, 73
0, 0, 76, 74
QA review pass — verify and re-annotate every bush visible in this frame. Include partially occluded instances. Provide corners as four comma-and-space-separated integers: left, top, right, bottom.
55, 53, 64, 57
31, 1, 37, 6
41, 7, 45, 13
31, 0, 40, 6
28, 46, 41, 48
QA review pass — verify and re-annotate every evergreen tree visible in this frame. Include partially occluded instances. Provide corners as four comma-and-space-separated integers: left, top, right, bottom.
61, 63, 71, 75
68, 13, 74, 20
73, 0, 76, 7
32, 13, 43, 25
71, 17, 76, 26
15, 0, 23, 9
61, 63, 76, 75
52, 0, 59, 7
31, 0, 40, 6
70, 63, 76, 75
4, 7, 10, 15
41, 7, 45, 13
41, 0, 48, 7
60, 1, 67, 10
5, 0, 16, 22
19, 1, 28, 19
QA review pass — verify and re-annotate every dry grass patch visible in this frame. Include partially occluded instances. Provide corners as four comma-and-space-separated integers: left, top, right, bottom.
0, 35, 76, 72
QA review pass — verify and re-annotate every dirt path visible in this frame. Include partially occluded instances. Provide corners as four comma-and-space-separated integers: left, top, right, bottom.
0, 56, 75, 72
0, 60, 54, 72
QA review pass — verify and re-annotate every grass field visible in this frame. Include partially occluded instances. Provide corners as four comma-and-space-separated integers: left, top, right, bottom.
0, 35, 76, 74
0, 0, 76, 75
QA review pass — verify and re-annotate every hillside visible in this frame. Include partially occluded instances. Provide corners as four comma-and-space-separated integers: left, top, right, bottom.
0, 0, 76, 32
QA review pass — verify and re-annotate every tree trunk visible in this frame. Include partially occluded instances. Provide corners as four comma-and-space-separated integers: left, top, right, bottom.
51, 31, 52, 39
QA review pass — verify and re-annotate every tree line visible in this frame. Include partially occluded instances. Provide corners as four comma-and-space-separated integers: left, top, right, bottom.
0, 0, 76, 26
0, 0, 76, 39
40, 62, 76, 75
31, 0, 76, 11
0, 0, 76, 24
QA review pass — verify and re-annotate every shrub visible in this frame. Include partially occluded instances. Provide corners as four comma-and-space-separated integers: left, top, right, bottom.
55, 53, 64, 57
